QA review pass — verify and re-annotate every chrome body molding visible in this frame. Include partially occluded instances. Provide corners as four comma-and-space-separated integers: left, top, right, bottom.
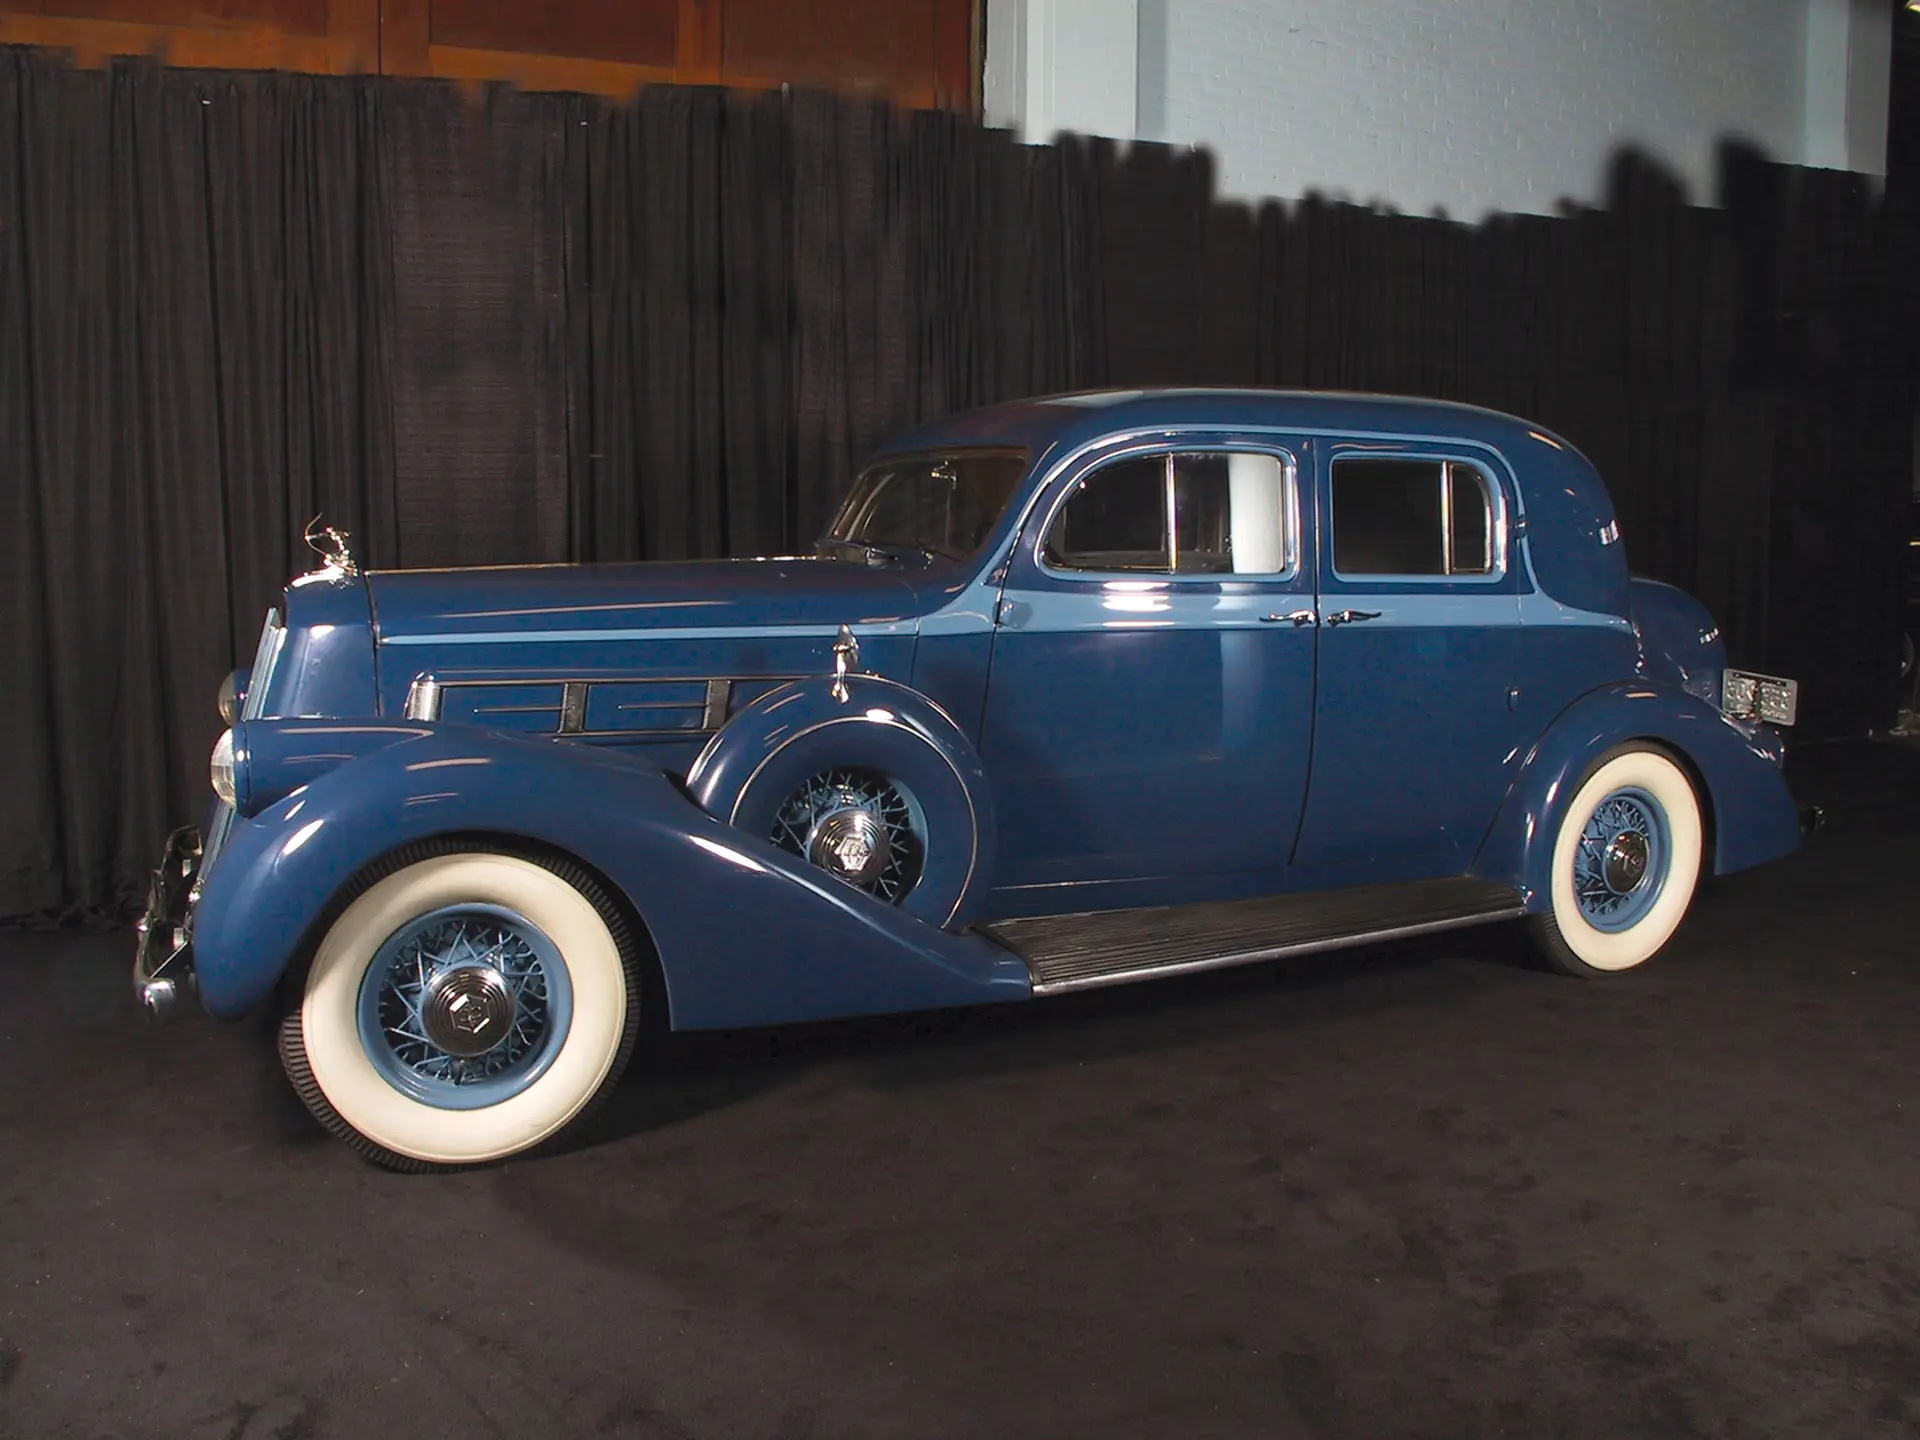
241, 609, 285, 722
1027, 906, 1528, 996
830, 623, 861, 703
404, 674, 443, 721
402, 672, 807, 739
988, 877, 1529, 996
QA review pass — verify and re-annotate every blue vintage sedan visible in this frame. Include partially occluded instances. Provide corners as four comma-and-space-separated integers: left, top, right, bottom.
135, 389, 1809, 1169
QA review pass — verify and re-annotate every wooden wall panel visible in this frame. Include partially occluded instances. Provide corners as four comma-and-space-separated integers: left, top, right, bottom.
722, 0, 938, 104
42, 0, 329, 35
0, 0, 375, 71
930, 0, 975, 113
427, 0, 675, 68
0, 0, 978, 108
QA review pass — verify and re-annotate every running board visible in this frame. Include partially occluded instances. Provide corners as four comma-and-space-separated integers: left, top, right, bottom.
984, 877, 1526, 996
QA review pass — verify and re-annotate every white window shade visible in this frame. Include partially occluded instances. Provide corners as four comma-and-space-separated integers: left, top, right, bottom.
1226, 453, 1286, 574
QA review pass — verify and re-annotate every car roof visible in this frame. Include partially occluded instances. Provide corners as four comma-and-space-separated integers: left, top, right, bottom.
871, 387, 1580, 464
871, 387, 1627, 619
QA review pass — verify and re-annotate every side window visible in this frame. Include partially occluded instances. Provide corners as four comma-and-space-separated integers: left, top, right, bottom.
1447, 463, 1493, 574
1172, 453, 1289, 574
1330, 458, 1497, 577
1045, 455, 1169, 572
1047, 451, 1291, 575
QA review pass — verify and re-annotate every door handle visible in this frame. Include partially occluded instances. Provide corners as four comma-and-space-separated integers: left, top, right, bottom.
1260, 609, 1317, 627
1324, 609, 1382, 627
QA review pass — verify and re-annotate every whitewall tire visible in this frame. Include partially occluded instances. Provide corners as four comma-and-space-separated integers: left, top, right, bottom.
1528, 746, 1704, 977
278, 845, 644, 1171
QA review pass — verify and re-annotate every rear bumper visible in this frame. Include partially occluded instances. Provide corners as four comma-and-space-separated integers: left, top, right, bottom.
133, 826, 201, 1019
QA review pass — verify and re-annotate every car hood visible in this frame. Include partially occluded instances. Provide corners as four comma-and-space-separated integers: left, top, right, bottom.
368, 558, 926, 643
365, 558, 939, 719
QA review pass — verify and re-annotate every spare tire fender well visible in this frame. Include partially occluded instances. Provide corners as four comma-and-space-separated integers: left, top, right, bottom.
684, 675, 997, 929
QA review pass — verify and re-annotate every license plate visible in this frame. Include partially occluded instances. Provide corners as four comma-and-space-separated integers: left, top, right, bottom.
1723, 668, 1798, 726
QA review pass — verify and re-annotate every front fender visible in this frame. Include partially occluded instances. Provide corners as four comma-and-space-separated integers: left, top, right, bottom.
190, 724, 1029, 1025
1474, 680, 1801, 905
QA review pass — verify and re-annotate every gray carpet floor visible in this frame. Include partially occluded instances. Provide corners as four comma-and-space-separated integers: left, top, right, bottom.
1, 740, 1915, 1439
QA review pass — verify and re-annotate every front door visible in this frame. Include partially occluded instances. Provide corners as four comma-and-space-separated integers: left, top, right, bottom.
979, 438, 1318, 911
1290, 443, 1526, 883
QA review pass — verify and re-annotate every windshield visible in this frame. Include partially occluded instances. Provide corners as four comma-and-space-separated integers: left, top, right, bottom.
823, 450, 1029, 560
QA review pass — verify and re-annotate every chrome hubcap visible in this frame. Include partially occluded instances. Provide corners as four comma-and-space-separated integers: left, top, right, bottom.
806, 805, 892, 887
1602, 830, 1650, 894
771, 767, 924, 903
1573, 786, 1670, 932
419, 964, 517, 1058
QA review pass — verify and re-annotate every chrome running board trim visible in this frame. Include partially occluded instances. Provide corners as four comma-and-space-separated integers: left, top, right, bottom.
983, 877, 1526, 996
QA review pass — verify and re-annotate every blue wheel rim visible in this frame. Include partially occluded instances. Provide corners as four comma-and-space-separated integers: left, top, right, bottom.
1573, 786, 1670, 932
356, 903, 574, 1111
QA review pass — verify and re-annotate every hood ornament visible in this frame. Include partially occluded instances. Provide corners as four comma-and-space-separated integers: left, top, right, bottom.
303, 516, 359, 577
831, 624, 861, 703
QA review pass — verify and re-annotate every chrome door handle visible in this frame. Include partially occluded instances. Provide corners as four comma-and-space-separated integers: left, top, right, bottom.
1324, 609, 1382, 627
1261, 609, 1317, 627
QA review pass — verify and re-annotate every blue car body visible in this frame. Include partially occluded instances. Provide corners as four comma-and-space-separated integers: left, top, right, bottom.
163, 390, 1803, 1035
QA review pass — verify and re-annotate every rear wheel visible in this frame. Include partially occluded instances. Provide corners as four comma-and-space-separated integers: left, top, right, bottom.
279, 848, 642, 1171
1528, 746, 1704, 977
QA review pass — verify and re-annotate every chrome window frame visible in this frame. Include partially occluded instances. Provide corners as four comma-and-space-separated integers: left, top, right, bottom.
1444, 460, 1497, 577
1326, 453, 1510, 585
1033, 441, 1304, 584
240, 608, 286, 721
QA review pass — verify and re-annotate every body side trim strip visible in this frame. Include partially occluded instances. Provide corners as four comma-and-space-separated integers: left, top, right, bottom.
383, 621, 917, 647
1026, 905, 1527, 996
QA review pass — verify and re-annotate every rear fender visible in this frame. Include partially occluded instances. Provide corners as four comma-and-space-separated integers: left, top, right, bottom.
189, 724, 1029, 1026
1473, 680, 1800, 905
1629, 577, 1727, 708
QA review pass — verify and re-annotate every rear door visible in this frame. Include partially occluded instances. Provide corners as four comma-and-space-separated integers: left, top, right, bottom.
1291, 443, 1527, 882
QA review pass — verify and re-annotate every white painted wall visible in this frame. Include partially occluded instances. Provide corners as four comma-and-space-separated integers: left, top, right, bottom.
985, 0, 1895, 219
985, 0, 1139, 148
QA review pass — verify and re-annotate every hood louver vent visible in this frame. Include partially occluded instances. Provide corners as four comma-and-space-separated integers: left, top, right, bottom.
404, 675, 793, 737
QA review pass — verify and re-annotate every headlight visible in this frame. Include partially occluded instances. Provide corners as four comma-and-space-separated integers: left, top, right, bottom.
217, 671, 240, 726
210, 729, 236, 805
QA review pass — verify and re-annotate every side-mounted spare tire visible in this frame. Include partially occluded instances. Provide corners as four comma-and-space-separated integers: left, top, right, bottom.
684, 675, 996, 930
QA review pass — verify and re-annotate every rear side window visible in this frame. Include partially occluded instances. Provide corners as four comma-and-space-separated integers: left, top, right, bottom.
1046, 451, 1291, 575
1330, 458, 1496, 577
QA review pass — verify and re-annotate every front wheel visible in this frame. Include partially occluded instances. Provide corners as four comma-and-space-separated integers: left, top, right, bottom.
278, 847, 643, 1171
1528, 746, 1704, 977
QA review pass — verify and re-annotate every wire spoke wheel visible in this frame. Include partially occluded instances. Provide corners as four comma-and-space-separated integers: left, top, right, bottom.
1531, 747, 1703, 977
771, 767, 924, 903
1571, 787, 1669, 932
355, 903, 574, 1110
282, 848, 642, 1171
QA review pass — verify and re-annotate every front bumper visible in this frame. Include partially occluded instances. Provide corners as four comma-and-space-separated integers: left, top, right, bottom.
134, 825, 201, 1019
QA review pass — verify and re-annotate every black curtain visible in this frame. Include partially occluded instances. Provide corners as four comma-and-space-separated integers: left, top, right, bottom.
2, 54, 396, 919
3, 43, 1914, 921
